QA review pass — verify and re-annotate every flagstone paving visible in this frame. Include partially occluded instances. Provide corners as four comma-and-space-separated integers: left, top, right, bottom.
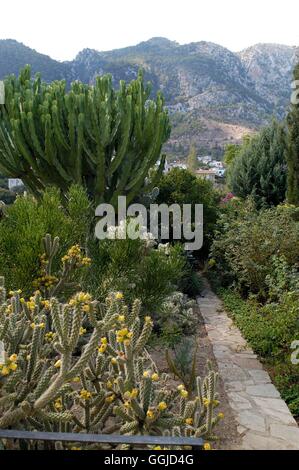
197, 284, 299, 450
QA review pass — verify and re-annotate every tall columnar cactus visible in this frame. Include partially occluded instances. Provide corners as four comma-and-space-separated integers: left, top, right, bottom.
0, 236, 222, 449
0, 66, 170, 205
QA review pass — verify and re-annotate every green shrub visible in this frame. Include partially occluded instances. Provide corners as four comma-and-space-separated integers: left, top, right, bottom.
85, 236, 187, 315
219, 288, 299, 417
219, 289, 299, 357
156, 168, 219, 258
210, 201, 299, 298
0, 186, 91, 294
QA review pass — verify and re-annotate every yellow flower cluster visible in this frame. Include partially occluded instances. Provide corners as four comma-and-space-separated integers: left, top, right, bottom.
124, 388, 139, 400
79, 327, 87, 336
54, 397, 63, 411
157, 401, 167, 411
80, 389, 92, 400
146, 409, 155, 420
203, 398, 211, 407
39, 253, 48, 267
116, 328, 133, 345
61, 245, 91, 268
69, 292, 92, 312
0, 354, 18, 376
177, 384, 188, 398
142, 371, 159, 381
185, 418, 193, 426
8, 289, 22, 297
115, 292, 123, 300
41, 300, 50, 310
30, 322, 45, 330
5, 305, 12, 315
105, 394, 116, 404
45, 332, 55, 343
98, 337, 108, 354
204, 443, 212, 451
32, 275, 58, 289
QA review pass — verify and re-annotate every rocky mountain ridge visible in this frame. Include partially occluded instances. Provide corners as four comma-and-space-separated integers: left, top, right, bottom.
0, 37, 297, 157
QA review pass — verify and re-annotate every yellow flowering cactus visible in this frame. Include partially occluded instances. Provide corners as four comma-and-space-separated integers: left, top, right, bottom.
0, 245, 222, 449
32, 234, 91, 299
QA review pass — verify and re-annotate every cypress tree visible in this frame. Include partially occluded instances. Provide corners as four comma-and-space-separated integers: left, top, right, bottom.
187, 143, 198, 173
227, 121, 287, 207
286, 63, 299, 205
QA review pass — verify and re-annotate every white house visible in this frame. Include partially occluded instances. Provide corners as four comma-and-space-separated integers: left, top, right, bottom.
209, 160, 223, 169
8, 178, 23, 190
199, 156, 212, 164
195, 169, 216, 183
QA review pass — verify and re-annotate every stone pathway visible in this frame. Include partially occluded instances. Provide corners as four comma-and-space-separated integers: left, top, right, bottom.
197, 283, 299, 450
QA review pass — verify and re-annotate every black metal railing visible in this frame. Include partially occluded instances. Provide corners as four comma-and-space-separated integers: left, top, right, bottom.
0, 429, 203, 449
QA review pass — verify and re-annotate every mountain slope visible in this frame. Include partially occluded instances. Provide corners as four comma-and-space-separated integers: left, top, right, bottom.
0, 37, 297, 157
0, 39, 72, 82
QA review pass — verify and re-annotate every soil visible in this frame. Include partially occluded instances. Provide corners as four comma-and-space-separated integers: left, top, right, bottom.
150, 304, 241, 450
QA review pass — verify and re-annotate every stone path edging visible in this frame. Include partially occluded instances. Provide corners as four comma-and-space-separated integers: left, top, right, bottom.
197, 284, 299, 450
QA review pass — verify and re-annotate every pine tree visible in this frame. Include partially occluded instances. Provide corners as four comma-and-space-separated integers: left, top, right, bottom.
286, 64, 299, 205
0, 66, 171, 205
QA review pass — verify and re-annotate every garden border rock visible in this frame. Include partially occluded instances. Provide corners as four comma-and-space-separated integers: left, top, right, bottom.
197, 282, 299, 450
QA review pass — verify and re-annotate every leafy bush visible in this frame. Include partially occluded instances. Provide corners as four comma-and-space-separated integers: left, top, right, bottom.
210, 200, 299, 298
156, 168, 219, 258
85, 233, 187, 315
219, 289, 299, 417
0, 186, 91, 295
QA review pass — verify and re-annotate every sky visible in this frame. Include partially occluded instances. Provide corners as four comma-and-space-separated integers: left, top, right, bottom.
1, 0, 298, 61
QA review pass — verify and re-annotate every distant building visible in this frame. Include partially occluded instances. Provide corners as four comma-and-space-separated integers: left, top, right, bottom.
156, 159, 170, 173
209, 160, 223, 169
198, 156, 212, 164
212, 168, 226, 177
195, 169, 216, 183
169, 162, 187, 170
8, 178, 23, 190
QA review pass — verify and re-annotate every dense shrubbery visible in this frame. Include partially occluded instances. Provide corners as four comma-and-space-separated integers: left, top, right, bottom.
0, 187, 189, 318
0, 186, 91, 294
157, 168, 219, 258
209, 196, 299, 417
220, 289, 299, 417
210, 198, 299, 298
86, 235, 187, 314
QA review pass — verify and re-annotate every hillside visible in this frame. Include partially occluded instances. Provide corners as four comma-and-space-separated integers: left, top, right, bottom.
0, 38, 297, 158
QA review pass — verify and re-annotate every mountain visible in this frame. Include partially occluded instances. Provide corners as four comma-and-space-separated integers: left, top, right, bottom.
0, 38, 297, 158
